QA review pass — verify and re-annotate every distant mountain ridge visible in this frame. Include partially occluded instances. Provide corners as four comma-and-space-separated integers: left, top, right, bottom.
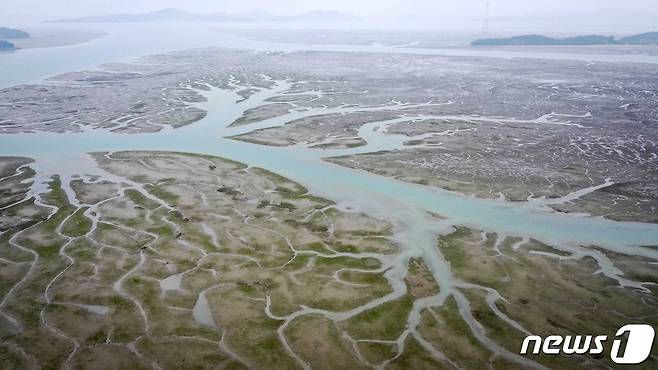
0, 27, 30, 39
472, 32, 658, 46
54, 8, 360, 23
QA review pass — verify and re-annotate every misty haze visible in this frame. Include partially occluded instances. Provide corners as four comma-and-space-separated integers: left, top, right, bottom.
0, 1, 657, 370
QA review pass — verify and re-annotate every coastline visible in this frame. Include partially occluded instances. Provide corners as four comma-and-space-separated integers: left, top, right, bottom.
3, 28, 106, 51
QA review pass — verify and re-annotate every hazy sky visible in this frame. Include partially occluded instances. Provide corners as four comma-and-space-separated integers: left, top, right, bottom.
3, 0, 657, 33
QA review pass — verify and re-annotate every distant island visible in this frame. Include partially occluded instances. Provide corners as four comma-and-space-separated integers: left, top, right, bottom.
0, 40, 16, 50
472, 32, 658, 46
619, 31, 658, 44
0, 26, 30, 39
0, 26, 28, 51
54, 8, 360, 23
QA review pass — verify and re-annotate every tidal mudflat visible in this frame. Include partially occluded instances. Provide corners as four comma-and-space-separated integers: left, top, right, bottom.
1, 47, 657, 369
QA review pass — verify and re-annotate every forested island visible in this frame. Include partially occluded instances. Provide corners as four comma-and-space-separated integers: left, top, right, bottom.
0, 40, 16, 50
472, 31, 658, 46
0, 26, 30, 39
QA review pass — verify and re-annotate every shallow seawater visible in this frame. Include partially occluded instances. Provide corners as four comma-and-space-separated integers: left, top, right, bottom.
71, 303, 111, 316
160, 273, 183, 291
193, 291, 216, 328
